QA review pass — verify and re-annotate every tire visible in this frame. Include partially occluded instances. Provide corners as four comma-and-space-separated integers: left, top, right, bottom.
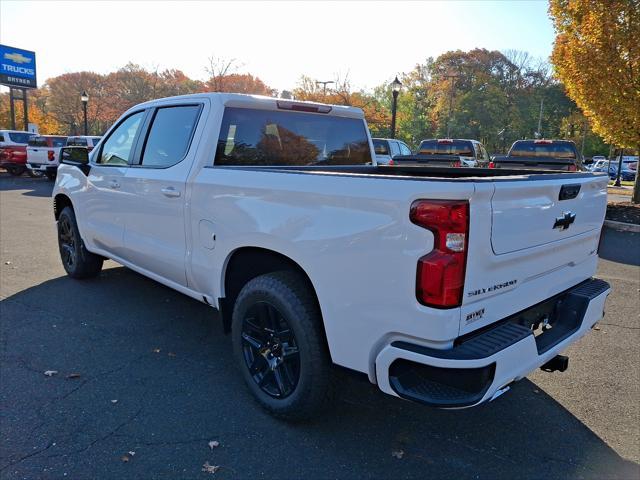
231, 271, 332, 421
57, 206, 103, 279
7, 166, 25, 176
27, 169, 44, 178
45, 171, 57, 181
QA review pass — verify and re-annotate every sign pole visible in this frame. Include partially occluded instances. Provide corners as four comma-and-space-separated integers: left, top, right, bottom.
9, 88, 16, 130
22, 89, 28, 131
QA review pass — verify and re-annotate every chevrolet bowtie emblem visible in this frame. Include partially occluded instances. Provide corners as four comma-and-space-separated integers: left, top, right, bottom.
553, 211, 576, 230
4, 52, 32, 64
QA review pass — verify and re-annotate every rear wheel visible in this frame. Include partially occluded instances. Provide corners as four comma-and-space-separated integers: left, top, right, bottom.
7, 166, 25, 176
27, 169, 44, 178
57, 206, 103, 279
231, 271, 332, 421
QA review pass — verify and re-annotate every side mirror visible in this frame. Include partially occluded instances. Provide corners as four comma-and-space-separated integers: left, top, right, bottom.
60, 147, 90, 174
61, 146, 89, 165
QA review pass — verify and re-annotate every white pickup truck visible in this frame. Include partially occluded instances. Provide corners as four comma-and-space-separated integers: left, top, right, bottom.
52, 93, 610, 420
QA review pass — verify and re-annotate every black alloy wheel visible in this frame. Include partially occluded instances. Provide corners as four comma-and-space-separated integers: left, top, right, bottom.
241, 301, 300, 398
58, 214, 76, 271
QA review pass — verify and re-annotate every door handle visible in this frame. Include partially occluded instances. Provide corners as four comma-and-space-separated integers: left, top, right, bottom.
161, 186, 181, 198
109, 180, 120, 189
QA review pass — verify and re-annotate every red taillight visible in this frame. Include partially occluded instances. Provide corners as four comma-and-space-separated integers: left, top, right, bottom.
452, 160, 461, 168
388, 159, 395, 165
48, 150, 55, 161
568, 164, 577, 171
488, 161, 495, 169
410, 200, 469, 308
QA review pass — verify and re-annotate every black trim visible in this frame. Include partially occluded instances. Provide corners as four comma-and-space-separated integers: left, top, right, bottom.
559, 183, 581, 200
202, 164, 603, 183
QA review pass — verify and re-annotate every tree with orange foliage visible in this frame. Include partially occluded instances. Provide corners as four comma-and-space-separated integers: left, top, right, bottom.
550, 0, 640, 202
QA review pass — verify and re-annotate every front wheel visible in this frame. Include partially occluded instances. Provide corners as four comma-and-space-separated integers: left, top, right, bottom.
231, 271, 333, 421
57, 206, 103, 279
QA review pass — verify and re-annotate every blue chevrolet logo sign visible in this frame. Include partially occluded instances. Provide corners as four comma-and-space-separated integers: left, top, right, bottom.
0, 44, 37, 89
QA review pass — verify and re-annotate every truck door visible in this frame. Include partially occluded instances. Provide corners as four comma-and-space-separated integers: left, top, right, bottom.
83, 110, 146, 256
120, 103, 205, 287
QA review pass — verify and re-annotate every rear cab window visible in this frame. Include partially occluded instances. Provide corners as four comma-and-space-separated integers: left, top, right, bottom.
418, 140, 474, 156
215, 107, 372, 166
67, 137, 88, 146
28, 137, 48, 147
509, 141, 577, 159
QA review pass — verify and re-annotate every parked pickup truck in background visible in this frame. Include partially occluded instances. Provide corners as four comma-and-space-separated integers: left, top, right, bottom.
491, 139, 582, 171
66, 135, 102, 152
392, 138, 490, 168
0, 130, 35, 176
53, 93, 610, 420
27, 135, 68, 180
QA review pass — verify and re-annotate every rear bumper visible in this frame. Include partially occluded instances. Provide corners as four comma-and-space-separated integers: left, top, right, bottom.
375, 278, 610, 408
27, 163, 58, 173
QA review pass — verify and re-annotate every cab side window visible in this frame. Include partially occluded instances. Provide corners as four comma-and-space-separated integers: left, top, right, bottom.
389, 141, 401, 157
140, 105, 200, 168
98, 111, 145, 166
399, 142, 411, 155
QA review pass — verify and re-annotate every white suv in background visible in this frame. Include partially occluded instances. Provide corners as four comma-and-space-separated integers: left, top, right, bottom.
372, 137, 412, 165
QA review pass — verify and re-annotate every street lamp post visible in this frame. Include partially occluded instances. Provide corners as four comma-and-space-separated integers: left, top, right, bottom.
390, 76, 402, 139
80, 91, 89, 136
315, 80, 334, 97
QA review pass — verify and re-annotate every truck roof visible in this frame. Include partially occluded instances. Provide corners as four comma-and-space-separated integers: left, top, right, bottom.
131, 92, 365, 119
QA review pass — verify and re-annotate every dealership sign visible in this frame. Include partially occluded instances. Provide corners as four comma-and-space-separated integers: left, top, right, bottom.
0, 44, 37, 89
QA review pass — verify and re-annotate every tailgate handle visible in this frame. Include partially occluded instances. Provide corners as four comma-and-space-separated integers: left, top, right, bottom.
559, 184, 581, 200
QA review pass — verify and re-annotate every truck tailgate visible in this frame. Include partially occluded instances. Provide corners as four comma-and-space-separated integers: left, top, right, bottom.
491, 175, 607, 254
460, 173, 608, 336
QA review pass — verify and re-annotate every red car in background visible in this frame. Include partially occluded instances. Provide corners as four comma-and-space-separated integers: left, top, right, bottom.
0, 130, 36, 176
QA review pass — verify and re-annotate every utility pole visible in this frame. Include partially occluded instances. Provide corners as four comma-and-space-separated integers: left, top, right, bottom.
315, 80, 334, 97
580, 119, 587, 158
536, 98, 544, 138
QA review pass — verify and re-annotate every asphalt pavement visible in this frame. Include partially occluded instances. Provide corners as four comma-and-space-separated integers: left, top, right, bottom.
1, 173, 639, 479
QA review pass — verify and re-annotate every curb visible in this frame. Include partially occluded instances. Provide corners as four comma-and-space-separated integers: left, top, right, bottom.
604, 219, 640, 233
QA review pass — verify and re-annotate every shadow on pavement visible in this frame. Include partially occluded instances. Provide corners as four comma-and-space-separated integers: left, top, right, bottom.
0, 171, 54, 198
599, 227, 640, 266
1, 266, 638, 479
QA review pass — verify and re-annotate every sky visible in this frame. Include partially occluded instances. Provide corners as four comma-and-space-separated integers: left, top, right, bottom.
0, 0, 555, 93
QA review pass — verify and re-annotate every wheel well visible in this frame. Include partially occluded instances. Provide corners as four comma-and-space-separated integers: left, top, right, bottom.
221, 248, 324, 338
53, 194, 72, 220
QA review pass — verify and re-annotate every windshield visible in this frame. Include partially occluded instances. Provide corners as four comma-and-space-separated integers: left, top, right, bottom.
418, 140, 474, 156
51, 137, 67, 148
8, 132, 35, 144
510, 141, 577, 159
215, 107, 371, 166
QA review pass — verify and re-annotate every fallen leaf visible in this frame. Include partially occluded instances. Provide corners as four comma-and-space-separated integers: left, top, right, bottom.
534, 389, 540, 394
121, 455, 130, 463
152, 348, 161, 353
111, 399, 118, 404
594, 325, 601, 331
168, 352, 176, 357
5, 261, 11, 265
208, 440, 220, 450
391, 449, 404, 459
66, 373, 81, 379
128, 451, 136, 456
202, 462, 219, 474
44, 370, 58, 377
